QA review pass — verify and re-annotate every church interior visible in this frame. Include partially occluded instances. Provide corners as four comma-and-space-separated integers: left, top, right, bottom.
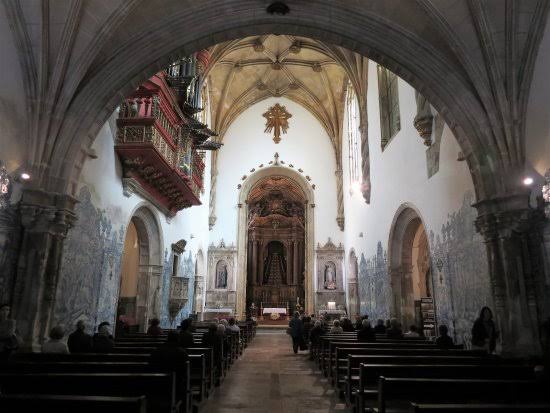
0, 1, 550, 412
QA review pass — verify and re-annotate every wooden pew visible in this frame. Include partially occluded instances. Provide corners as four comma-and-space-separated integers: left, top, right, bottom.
4, 356, 196, 411
0, 372, 181, 413
338, 351, 489, 402
324, 340, 446, 378
0, 394, 147, 413
355, 364, 535, 411
374, 378, 548, 413
409, 402, 550, 412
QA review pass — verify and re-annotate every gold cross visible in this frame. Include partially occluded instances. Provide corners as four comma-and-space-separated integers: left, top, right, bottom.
263, 103, 292, 144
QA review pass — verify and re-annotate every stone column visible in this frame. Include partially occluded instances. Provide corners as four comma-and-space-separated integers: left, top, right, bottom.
286, 241, 292, 285
258, 242, 264, 286
335, 168, 345, 231
11, 189, 77, 351
292, 241, 300, 285
474, 195, 547, 356
252, 239, 258, 285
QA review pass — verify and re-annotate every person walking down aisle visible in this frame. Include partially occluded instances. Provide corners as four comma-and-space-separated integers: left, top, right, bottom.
289, 311, 304, 354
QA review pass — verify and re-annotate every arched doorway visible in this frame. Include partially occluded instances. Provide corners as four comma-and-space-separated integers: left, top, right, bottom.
388, 206, 435, 336
116, 206, 163, 333
347, 250, 360, 318
236, 166, 315, 317
246, 176, 306, 316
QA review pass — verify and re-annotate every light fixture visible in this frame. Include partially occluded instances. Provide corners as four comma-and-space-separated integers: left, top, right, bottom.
351, 181, 361, 193
20, 172, 31, 181
522, 176, 534, 186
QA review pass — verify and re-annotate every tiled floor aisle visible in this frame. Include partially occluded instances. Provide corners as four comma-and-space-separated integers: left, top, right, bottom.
203, 329, 351, 413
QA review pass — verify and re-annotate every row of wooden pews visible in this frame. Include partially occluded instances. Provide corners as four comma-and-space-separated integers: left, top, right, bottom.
0, 320, 256, 413
312, 331, 550, 412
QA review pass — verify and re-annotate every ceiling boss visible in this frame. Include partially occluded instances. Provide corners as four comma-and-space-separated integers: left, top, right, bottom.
263, 103, 292, 144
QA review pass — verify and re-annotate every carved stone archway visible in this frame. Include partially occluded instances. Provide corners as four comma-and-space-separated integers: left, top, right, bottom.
387, 204, 435, 332
237, 166, 315, 317
117, 205, 163, 333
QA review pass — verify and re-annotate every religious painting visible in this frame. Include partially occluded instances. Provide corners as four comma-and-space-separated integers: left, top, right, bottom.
324, 261, 337, 290
215, 260, 228, 289
263, 103, 292, 144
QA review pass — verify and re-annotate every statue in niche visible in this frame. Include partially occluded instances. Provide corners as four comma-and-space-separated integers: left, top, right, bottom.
215, 260, 228, 289
324, 261, 337, 290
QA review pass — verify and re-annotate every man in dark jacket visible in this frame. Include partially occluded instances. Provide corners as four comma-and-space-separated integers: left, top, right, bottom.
357, 319, 376, 342
151, 331, 189, 367
178, 318, 195, 348
288, 312, 304, 354
68, 320, 92, 353
92, 322, 115, 353
308, 320, 324, 360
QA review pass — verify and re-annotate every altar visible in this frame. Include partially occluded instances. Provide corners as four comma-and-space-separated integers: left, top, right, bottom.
262, 307, 287, 315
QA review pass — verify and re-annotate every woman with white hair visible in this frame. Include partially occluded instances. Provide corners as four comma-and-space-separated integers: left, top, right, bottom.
42, 325, 69, 354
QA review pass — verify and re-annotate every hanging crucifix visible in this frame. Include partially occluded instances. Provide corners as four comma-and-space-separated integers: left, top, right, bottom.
263, 103, 292, 144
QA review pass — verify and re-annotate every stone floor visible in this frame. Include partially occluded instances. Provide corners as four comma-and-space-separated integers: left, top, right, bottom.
203, 329, 351, 413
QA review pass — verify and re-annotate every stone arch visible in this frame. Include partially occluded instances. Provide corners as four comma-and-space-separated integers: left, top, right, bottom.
117, 205, 163, 333
236, 166, 315, 317
387, 204, 435, 332
347, 249, 360, 318
39, 2, 513, 204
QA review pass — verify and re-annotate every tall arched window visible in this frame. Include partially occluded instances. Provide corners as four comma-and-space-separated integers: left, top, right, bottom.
346, 85, 361, 190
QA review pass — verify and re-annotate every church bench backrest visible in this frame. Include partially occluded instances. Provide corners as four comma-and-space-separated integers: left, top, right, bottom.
325, 341, 442, 377
377, 378, 547, 413
0, 372, 179, 413
335, 348, 482, 383
0, 394, 147, 413
408, 403, 550, 412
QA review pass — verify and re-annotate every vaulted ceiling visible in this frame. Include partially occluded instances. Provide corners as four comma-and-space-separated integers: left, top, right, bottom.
205, 35, 368, 157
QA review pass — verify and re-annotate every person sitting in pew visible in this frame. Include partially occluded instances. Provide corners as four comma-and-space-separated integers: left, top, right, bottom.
150, 331, 188, 367
435, 324, 454, 348
202, 323, 223, 363
67, 320, 92, 353
341, 317, 355, 332
309, 320, 324, 360
404, 325, 421, 338
329, 320, 343, 334
0, 303, 19, 360
217, 323, 226, 336
357, 319, 376, 342
146, 318, 163, 336
178, 318, 195, 348
226, 317, 240, 333
92, 322, 114, 353
42, 325, 70, 354
373, 318, 386, 334
354, 314, 363, 330
386, 318, 404, 339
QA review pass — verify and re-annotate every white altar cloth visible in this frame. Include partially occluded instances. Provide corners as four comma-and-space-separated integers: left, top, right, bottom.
262, 307, 287, 314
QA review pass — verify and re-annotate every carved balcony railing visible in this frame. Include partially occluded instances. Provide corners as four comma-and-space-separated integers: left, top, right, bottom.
115, 73, 206, 215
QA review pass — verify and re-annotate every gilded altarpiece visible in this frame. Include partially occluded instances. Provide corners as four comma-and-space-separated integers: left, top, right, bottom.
206, 240, 237, 312
316, 239, 346, 312
246, 178, 306, 313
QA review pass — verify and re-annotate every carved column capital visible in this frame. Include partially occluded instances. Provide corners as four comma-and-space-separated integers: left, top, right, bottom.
473, 194, 543, 241
413, 115, 434, 146
20, 189, 78, 237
